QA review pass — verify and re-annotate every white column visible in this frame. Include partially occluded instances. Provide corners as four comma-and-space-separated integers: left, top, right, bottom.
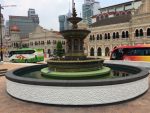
102, 45, 105, 57
94, 45, 97, 58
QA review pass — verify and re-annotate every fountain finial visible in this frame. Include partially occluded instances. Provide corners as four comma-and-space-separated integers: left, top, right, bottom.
72, 3, 77, 18
68, 1, 82, 29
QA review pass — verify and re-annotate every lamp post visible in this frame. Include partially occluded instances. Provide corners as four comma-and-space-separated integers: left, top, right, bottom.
0, 4, 3, 61
43, 29, 47, 58
0, 4, 16, 61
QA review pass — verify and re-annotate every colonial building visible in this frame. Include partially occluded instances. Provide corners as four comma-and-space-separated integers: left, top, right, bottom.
4, 25, 66, 57
86, 0, 150, 58
29, 25, 66, 56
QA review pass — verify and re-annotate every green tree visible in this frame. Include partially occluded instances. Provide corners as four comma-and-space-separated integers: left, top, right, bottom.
56, 41, 64, 58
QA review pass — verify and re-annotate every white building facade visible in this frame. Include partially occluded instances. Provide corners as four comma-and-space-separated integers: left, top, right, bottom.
4, 25, 66, 57
86, 0, 150, 58
29, 26, 66, 57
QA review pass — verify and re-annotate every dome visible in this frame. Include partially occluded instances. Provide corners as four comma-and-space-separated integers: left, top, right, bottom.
10, 25, 20, 32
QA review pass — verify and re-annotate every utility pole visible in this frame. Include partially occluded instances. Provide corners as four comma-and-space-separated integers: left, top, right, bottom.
0, 4, 16, 61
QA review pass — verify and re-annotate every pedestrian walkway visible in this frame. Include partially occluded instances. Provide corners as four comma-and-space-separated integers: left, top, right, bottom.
0, 62, 150, 113
0, 69, 7, 76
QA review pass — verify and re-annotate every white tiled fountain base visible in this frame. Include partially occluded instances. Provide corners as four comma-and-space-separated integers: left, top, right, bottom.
6, 77, 149, 105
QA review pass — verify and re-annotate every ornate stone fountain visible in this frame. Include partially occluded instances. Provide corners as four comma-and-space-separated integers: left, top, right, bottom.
60, 3, 91, 60
42, 3, 109, 78
5, 1, 149, 106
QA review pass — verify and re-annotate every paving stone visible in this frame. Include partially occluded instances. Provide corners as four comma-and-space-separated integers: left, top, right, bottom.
0, 63, 150, 113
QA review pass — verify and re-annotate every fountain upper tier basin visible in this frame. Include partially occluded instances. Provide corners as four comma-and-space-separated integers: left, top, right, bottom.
60, 29, 91, 39
67, 17, 82, 25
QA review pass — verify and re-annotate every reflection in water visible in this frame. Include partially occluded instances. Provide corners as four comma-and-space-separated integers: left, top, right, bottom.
112, 70, 129, 77
20, 69, 131, 80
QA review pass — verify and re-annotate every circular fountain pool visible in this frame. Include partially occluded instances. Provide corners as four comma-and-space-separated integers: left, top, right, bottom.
5, 1, 149, 106
5, 63, 149, 105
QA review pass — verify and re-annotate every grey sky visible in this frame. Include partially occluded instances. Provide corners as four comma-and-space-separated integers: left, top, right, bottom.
1, 0, 130, 31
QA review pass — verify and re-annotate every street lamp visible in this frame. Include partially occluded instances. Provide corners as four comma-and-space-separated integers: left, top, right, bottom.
0, 4, 16, 61
43, 29, 47, 58
0, 4, 4, 61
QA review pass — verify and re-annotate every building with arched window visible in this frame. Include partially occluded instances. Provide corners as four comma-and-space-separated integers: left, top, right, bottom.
5, 25, 66, 57
28, 26, 66, 56
86, 0, 150, 57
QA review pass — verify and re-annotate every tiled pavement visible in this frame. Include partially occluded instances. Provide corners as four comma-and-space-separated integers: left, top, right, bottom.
0, 63, 150, 113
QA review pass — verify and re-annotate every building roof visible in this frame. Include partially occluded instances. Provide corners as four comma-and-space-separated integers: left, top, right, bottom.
90, 14, 131, 27
9, 16, 30, 19
91, 10, 131, 18
99, 0, 141, 10
52, 31, 62, 36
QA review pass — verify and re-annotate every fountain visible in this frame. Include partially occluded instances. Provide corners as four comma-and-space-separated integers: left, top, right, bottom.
5, 1, 149, 105
41, 3, 110, 79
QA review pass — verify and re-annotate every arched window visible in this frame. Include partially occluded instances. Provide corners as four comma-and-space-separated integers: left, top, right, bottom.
90, 35, 93, 41
147, 28, 150, 37
48, 49, 51, 54
116, 32, 119, 38
105, 47, 110, 56
93, 35, 95, 40
126, 31, 129, 38
122, 31, 125, 38
104, 33, 107, 39
135, 29, 139, 37
90, 48, 94, 56
97, 47, 102, 56
97, 34, 100, 40
113, 32, 116, 39
140, 29, 144, 37
108, 33, 111, 39
53, 49, 56, 54
100, 34, 102, 40
14, 43, 16, 47
16, 43, 19, 48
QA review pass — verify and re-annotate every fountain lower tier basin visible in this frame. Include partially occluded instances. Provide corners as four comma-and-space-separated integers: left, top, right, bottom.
41, 66, 110, 80
5, 63, 149, 105
47, 59, 104, 72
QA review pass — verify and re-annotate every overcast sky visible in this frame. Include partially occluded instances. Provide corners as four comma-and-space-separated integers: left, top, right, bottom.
1, 0, 130, 31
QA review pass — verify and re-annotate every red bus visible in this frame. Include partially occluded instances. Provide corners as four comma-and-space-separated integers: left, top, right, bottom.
110, 44, 150, 62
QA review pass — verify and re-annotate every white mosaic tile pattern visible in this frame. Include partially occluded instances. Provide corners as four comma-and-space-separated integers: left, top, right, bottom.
6, 76, 149, 105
